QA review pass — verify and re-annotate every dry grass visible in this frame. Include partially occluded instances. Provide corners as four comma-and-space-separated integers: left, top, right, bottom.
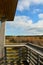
5, 36, 43, 47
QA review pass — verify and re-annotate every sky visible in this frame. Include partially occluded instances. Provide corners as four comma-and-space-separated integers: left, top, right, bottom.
5, 0, 43, 36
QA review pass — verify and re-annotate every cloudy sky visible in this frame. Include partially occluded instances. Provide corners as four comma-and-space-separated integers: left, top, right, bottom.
5, 0, 43, 36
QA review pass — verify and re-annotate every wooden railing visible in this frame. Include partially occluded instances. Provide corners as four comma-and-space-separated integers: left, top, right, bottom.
0, 57, 4, 65
4, 46, 27, 65
25, 43, 43, 65
26, 47, 43, 65
0, 44, 43, 65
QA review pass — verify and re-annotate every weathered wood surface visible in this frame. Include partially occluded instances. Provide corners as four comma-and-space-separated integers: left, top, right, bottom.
0, 0, 18, 21
0, 22, 5, 58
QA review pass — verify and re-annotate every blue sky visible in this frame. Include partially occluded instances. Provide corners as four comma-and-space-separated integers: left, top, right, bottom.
5, 0, 43, 36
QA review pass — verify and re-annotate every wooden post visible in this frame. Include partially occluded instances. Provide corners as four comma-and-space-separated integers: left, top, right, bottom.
0, 19, 5, 58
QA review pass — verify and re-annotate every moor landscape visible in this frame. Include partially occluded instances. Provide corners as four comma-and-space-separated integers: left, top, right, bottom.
5, 36, 43, 47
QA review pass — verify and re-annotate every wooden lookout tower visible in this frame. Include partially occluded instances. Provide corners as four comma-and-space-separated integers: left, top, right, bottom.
0, 0, 18, 58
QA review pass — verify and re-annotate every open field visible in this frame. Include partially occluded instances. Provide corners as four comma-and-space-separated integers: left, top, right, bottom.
5, 36, 43, 47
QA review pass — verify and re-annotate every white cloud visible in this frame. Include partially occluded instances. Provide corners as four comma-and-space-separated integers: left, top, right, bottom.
17, 0, 43, 11
30, 20, 43, 28
35, 20, 43, 28
26, 20, 43, 35
17, 0, 30, 11
31, 0, 43, 4
38, 13, 43, 19
14, 16, 32, 27
32, 0, 43, 4
6, 16, 43, 35
6, 16, 32, 28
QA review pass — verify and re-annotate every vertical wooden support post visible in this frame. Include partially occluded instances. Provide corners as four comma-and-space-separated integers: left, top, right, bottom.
0, 19, 5, 58
37, 54, 40, 65
29, 49, 31, 65
4, 47, 7, 65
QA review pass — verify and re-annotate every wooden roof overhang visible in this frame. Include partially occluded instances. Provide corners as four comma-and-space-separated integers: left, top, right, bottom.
0, 0, 18, 21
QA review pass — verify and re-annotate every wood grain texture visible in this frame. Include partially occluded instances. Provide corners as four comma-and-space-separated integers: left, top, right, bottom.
0, 0, 18, 21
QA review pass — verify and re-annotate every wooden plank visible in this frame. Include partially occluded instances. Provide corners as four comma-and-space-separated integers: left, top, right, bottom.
0, 0, 18, 21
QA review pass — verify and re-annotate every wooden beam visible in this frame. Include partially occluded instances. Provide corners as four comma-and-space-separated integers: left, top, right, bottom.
0, 21, 5, 58
0, 0, 18, 21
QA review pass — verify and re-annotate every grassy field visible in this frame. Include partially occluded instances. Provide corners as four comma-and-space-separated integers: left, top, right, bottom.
5, 36, 43, 47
